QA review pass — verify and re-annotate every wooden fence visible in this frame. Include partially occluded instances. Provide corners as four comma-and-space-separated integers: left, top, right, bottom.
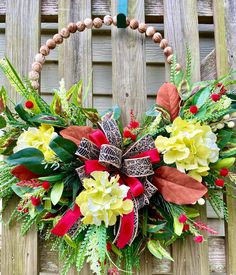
0, 0, 235, 274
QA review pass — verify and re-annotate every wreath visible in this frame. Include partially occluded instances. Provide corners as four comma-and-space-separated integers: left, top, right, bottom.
0, 16, 236, 275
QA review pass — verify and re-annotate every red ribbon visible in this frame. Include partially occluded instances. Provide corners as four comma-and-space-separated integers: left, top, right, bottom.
51, 204, 81, 236
89, 129, 109, 148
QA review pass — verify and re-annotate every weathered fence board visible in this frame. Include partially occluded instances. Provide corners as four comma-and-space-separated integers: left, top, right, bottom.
213, 1, 236, 274
164, 1, 209, 274
2, 1, 41, 274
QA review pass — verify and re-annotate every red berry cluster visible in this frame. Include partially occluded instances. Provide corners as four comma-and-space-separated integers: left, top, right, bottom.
214, 167, 229, 188
123, 110, 139, 141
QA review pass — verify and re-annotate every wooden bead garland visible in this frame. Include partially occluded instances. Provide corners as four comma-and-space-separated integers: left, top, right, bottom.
32, 62, 42, 72
46, 39, 56, 50
40, 45, 50, 56
93, 17, 103, 28
53, 34, 63, 44
60, 28, 70, 38
30, 16, 178, 90
76, 21, 86, 32
103, 15, 113, 26
146, 26, 156, 37
129, 19, 139, 30
67, 22, 77, 33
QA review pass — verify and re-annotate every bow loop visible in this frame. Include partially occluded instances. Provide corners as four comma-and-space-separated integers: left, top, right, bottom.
99, 144, 123, 169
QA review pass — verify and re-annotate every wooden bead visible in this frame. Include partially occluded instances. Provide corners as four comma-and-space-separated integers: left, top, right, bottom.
32, 62, 42, 72
152, 32, 162, 43
160, 39, 168, 49
103, 15, 113, 26
67, 22, 77, 33
129, 19, 139, 30
60, 27, 70, 38
39, 45, 50, 56
35, 53, 45, 64
112, 16, 117, 26
138, 23, 147, 33
53, 33, 63, 44
167, 54, 173, 64
176, 63, 182, 71
164, 46, 173, 56
93, 17, 103, 28
84, 18, 93, 28
76, 21, 86, 32
29, 70, 39, 81
46, 39, 56, 49
31, 81, 40, 90
146, 26, 156, 37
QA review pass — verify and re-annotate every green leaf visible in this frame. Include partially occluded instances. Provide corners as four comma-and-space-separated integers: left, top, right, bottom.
147, 221, 167, 233
49, 136, 77, 162
147, 240, 163, 259
50, 92, 62, 115
0, 115, 6, 128
0, 86, 7, 112
7, 148, 49, 174
68, 80, 83, 105
50, 181, 64, 205
101, 105, 121, 120
157, 243, 174, 261
15, 104, 34, 124
64, 234, 77, 248
217, 129, 233, 149
192, 86, 211, 107
29, 114, 67, 127
183, 207, 200, 218
212, 157, 235, 169
38, 174, 64, 182
173, 216, 184, 236
220, 147, 236, 158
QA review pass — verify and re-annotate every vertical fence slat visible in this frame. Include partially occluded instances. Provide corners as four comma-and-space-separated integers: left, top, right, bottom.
58, 0, 92, 107
164, 1, 209, 274
111, 0, 146, 125
2, 1, 41, 274
213, 1, 236, 274
58, 1, 92, 274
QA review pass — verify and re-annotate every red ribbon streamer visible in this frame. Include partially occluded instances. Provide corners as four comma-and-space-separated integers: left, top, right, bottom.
89, 129, 109, 148
51, 204, 81, 236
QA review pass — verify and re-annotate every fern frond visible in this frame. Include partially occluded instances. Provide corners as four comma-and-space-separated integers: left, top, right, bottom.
170, 54, 177, 84
185, 47, 192, 83
60, 251, 77, 275
97, 224, 107, 262
21, 215, 37, 235
0, 57, 29, 98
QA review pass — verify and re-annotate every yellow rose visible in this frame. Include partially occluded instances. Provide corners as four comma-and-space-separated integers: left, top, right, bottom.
13, 124, 57, 162
76, 171, 133, 227
155, 117, 219, 181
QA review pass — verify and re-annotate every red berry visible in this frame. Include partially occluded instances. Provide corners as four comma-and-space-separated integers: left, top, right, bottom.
216, 83, 227, 95
220, 168, 229, 177
129, 120, 139, 129
25, 100, 34, 109
189, 105, 198, 115
30, 196, 41, 206
211, 93, 221, 102
215, 178, 225, 187
178, 214, 188, 224
123, 129, 132, 138
17, 206, 23, 212
106, 242, 112, 251
42, 181, 51, 190
183, 224, 190, 232
193, 235, 203, 243
130, 133, 137, 141
23, 208, 29, 213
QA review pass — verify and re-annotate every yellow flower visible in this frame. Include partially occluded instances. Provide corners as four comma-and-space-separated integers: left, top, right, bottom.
155, 117, 219, 181
13, 124, 57, 162
76, 171, 133, 227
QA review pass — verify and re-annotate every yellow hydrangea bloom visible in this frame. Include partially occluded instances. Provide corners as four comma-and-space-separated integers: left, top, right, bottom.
13, 124, 57, 162
155, 117, 219, 181
76, 171, 133, 227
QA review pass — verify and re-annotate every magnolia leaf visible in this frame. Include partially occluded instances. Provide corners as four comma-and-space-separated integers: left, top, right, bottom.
173, 216, 184, 236
11, 184, 32, 198
156, 83, 181, 121
50, 182, 64, 205
11, 165, 39, 180
192, 86, 211, 108
49, 136, 78, 162
147, 240, 163, 259
153, 166, 208, 205
60, 126, 94, 146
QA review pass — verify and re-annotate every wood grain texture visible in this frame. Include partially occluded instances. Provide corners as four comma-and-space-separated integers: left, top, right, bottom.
58, 0, 92, 107
111, 0, 146, 125
213, 1, 236, 274
2, 2, 40, 274
164, 1, 209, 274
0, 0, 213, 17
201, 49, 217, 80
